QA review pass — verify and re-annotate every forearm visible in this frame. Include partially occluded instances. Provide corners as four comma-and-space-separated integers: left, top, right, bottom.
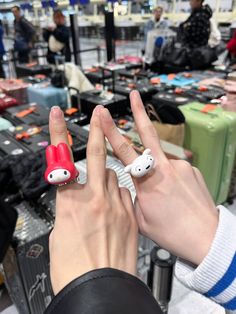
175, 206, 236, 312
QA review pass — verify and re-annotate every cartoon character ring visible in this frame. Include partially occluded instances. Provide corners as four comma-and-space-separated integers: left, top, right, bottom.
124, 149, 155, 178
45, 143, 79, 186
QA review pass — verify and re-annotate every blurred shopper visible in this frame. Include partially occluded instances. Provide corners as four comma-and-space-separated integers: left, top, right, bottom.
144, 6, 168, 45
178, 0, 212, 48
227, 31, 236, 61
43, 10, 71, 65
0, 20, 5, 78
11, 6, 35, 63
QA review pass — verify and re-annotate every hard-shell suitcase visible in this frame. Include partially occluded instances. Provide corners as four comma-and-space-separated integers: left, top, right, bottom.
0, 124, 50, 158
3, 201, 53, 314
0, 131, 30, 159
114, 80, 156, 102
0, 94, 18, 113
152, 89, 193, 107
16, 63, 52, 78
155, 74, 197, 87
85, 68, 112, 84
180, 103, 236, 204
0, 79, 30, 105
80, 90, 128, 119
27, 86, 68, 109
0, 117, 13, 131
3, 103, 50, 126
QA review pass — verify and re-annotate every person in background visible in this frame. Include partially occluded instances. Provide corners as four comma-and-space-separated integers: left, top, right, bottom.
144, 6, 169, 45
0, 20, 5, 78
178, 0, 212, 48
11, 6, 35, 63
208, 19, 221, 49
43, 10, 71, 65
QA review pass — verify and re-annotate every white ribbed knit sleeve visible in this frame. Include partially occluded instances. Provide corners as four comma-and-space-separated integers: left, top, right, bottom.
175, 206, 236, 313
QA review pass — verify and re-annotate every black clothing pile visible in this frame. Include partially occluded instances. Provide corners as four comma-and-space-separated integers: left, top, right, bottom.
0, 152, 48, 203
179, 5, 212, 48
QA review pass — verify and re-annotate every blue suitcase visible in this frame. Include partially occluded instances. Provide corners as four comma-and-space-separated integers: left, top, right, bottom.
27, 86, 68, 109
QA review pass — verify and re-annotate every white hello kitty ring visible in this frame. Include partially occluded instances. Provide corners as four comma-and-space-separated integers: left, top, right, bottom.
124, 149, 155, 178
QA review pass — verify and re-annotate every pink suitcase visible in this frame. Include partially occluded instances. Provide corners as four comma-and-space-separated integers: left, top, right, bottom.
0, 79, 30, 105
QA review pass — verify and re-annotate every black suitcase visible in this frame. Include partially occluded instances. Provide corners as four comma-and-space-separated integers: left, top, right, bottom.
80, 90, 128, 119
183, 85, 225, 102
113, 80, 157, 102
0, 131, 30, 160
41, 122, 89, 162
84, 68, 112, 84
16, 64, 52, 78
152, 89, 194, 107
3, 104, 50, 126
3, 201, 53, 314
1, 124, 50, 157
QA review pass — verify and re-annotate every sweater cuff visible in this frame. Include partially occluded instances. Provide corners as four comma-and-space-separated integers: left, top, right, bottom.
175, 206, 236, 308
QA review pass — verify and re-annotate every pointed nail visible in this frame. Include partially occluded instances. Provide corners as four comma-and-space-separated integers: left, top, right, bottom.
50, 106, 63, 120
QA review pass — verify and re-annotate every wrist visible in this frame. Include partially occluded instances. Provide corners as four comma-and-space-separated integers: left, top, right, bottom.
193, 208, 219, 266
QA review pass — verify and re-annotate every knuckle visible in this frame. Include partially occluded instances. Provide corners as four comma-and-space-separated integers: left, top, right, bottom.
117, 140, 132, 156
87, 144, 106, 157
107, 168, 117, 180
141, 124, 157, 138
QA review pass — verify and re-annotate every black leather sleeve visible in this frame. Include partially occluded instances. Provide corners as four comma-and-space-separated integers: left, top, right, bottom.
45, 268, 163, 314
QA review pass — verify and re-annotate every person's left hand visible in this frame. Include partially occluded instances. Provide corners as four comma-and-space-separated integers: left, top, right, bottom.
48, 106, 138, 295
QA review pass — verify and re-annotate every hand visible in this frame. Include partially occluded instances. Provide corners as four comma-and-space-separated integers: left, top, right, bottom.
100, 91, 219, 266
48, 106, 138, 295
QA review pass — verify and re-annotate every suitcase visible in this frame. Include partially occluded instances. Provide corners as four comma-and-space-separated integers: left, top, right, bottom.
27, 86, 68, 109
64, 107, 89, 126
180, 103, 236, 204
155, 74, 198, 87
3, 201, 53, 314
80, 90, 128, 119
1, 125, 50, 156
0, 80, 30, 105
42, 122, 89, 162
228, 157, 236, 200
16, 63, 52, 78
84, 68, 112, 84
3, 103, 50, 126
152, 89, 194, 107
22, 75, 51, 85
0, 94, 19, 113
184, 85, 225, 103
0, 131, 30, 160
113, 80, 156, 101
0, 117, 13, 131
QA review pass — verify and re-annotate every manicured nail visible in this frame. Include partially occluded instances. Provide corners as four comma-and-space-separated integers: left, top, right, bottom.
94, 105, 104, 116
50, 106, 63, 120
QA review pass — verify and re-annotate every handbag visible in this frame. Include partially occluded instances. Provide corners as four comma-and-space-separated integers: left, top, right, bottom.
146, 103, 185, 146
159, 38, 189, 67
49, 35, 65, 53
189, 45, 218, 69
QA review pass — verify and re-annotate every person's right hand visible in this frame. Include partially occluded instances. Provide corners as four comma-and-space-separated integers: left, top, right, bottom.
100, 91, 219, 266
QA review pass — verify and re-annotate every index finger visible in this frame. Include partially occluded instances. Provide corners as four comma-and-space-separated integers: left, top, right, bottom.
130, 91, 167, 163
86, 106, 107, 186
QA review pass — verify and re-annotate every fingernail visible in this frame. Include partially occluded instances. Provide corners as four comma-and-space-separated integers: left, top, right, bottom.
101, 108, 110, 119
94, 105, 104, 116
50, 106, 63, 120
